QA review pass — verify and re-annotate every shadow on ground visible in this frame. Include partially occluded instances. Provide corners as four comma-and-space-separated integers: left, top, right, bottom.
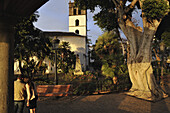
24, 93, 170, 113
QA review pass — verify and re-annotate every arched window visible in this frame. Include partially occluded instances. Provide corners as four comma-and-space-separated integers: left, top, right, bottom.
78, 10, 81, 15
75, 19, 79, 26
73, 9, 76, 15
75, 30, 79, 34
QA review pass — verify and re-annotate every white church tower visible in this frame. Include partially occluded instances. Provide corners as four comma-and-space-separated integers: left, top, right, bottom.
69, 1, 87, 36
68, 1, 89, 71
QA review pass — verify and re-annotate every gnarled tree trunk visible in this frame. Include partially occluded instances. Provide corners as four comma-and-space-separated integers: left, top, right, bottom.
116, 3, 168, 101
122, 18, 168, 101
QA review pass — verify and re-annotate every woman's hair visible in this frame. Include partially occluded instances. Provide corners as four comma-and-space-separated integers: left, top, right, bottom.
24, 76, 34, 89
28, 79, 35, 89
17, 74, 23, 80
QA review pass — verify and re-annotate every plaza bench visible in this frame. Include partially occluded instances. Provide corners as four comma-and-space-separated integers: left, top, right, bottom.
36, 85, 73, 97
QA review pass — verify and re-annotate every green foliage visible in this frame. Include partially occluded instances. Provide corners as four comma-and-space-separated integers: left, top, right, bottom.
117, 69, 131, 91
74, 82, 96, 95
162, 31, 170, 47
34, 76, 54, 85
90, 45, 102, 70
95, 31, 125, 78
155, 13, 170, 65
92, 31, 129, 91
14, 12, 53, 77
142, 0, 169, 21
96, 72, 131, 92
95, 31, 120, 55
62, 71, 98, 95
75, 0, 169, 32
151, 35, 170, 80
75, 0, 117, 31
100, 78, 113, 91
93, 6, 117, 31
64, 71, 97, 83
155, 13, 170, 63
57, 41, 76, 73
156, 11, 170, 38
101, 63, 115, 78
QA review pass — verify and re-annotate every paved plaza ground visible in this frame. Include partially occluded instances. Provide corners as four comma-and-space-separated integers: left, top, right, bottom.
24, 93, 170, 113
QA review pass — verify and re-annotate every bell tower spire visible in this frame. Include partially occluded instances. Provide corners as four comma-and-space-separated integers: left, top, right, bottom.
69, 1, 87, 36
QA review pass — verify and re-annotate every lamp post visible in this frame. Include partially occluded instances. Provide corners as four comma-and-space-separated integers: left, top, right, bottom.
52, 37, 60, 85
160, 42, 165, 77
160, 42, 165, 89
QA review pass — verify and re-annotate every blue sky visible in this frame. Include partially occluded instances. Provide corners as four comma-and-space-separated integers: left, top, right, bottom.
34, 0, 104, 44
34, 0, 142, 44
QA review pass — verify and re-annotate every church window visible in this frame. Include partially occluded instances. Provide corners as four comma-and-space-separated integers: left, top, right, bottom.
78, 10, 81, 15
74, 9, 76, 15
75, 30, 79, 34
75, 19, 79, 26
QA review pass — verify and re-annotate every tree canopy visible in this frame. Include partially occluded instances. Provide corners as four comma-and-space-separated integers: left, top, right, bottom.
75, 0, 169, 31
57, 41, 76, 73
95, 31, 127, 78
156, 12, 170, 47
75, 0, 170, 101
14, 12, 53, 76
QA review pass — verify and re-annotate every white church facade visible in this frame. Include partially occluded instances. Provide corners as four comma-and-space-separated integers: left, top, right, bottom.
14, 1, 89, 74
69, 1, 87, 36
43, 31, 88, 72
43, 1, 89, 73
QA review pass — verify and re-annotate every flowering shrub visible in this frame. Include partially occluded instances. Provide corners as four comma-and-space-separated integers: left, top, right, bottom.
61, 71, 98, 95
74, 74, 96, 81
63, 71, 97, 83
74, 82, 97, 95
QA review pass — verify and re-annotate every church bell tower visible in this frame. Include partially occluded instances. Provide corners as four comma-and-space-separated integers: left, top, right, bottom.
69, 1, 87, 36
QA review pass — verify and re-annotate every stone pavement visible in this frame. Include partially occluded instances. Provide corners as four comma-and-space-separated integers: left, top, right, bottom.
24, 93, 170, 113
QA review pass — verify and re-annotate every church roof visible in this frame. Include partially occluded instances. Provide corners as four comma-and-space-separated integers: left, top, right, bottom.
43, 31, 86, 37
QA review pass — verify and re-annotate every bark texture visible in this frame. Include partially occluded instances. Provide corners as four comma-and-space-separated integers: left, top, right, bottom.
127, 63, 167, 101
112, 0, 169, 101
125, 21, 168, 101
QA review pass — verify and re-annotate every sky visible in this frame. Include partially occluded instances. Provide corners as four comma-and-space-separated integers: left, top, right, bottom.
34, 0, 142, 44
33, 0, 104, 44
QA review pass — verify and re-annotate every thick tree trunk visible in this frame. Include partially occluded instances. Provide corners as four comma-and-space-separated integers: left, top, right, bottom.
112, 0, 169, 102
118, 17, 168, 101
127, 62, 168, 101
126, 33, 168, 101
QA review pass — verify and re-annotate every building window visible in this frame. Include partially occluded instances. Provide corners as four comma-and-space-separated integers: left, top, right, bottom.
75, 19, 79, 26
74, 9, 76, 15
78, 10, 81, 15
75, 30, 79, 34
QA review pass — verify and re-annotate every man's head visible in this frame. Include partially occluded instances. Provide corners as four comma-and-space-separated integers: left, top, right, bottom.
23, 76, 30, 83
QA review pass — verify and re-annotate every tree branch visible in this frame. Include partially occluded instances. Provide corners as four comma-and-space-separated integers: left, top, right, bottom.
115, 0, 120, 4
124, 0, 138, 13
123, 0, 128, 6
112, 0, 118, 7
153, 49, 161, 61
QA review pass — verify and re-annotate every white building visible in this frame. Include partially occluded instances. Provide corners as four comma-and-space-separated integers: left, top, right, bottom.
14, 1, 89, 75
44, 31, 88, 72
43, 1, 89, 72
68, 1, 87, 36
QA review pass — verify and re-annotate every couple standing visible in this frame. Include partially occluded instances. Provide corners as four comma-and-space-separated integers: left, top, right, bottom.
14, 75, 38, 113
